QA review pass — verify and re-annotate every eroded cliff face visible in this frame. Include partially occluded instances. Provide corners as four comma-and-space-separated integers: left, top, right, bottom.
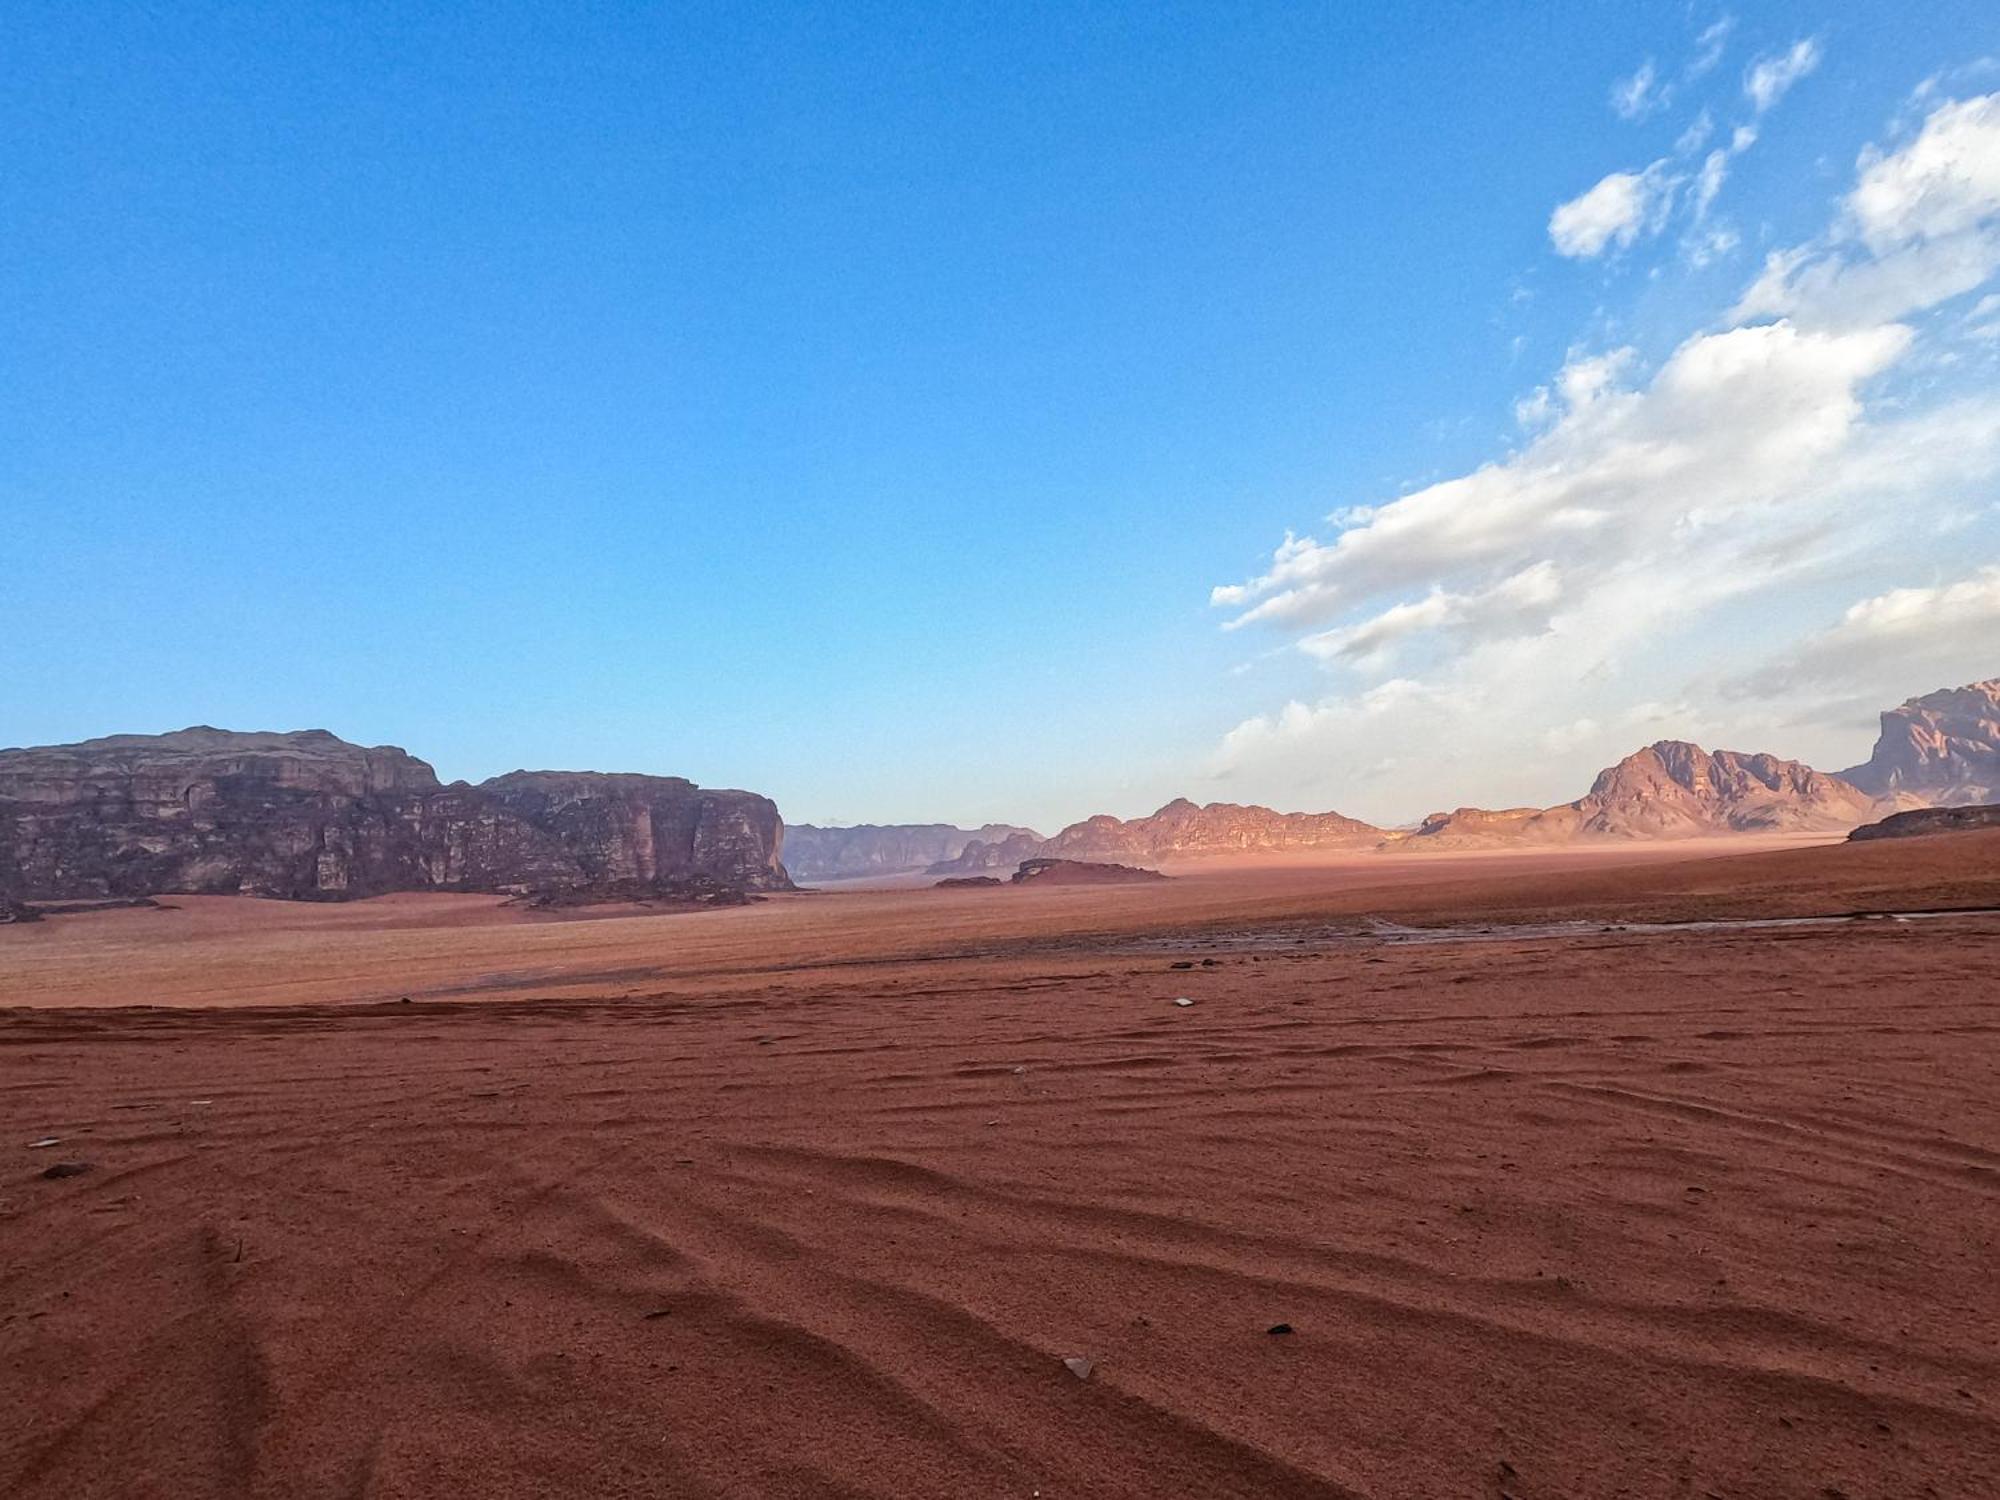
1571, 743, 1879, 836
478, 771, 787, 892
1408, 741, 1880, 847
0, 729, 790, 901
1842, 680, 2000, 807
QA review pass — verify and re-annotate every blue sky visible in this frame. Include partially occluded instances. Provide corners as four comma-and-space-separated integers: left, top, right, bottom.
5, 3, 1998, 830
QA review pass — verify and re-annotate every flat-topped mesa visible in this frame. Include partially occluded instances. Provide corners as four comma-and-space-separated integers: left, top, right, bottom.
0, 729, 789, 902
478, 771, 788, 892
0, 726, 441, 804
1841, 679, 2000, 807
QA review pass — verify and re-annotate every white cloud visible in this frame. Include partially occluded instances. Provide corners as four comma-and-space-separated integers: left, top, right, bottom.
1297, 562, 1563, 669
1693, 147, 1731, 219
1549, 162, 1677, 258
1211, 84, 2000, 822
1732, 566, 2000, 700
1746, 38, 1821, 114
1850, 93, 2000, 249
1676, 110, 1716, 155
1689, 18, 1735, 81
1735, 92, 2000, 328
1612, 60, 1665, 121
1215, 321, 1918, 634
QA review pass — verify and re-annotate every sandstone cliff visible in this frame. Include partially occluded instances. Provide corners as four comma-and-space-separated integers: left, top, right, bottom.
784, 823, 1039, 881
1841, 679, 2000, 807
0, 728, 789, 901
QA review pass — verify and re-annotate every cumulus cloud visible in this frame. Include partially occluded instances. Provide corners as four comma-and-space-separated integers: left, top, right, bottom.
1215, 321, 1917, 634
1735, 92, 2000, 327
1851, 93, 2000, 248
1746, 38, 1821, 113
1549, 162, 1677, 258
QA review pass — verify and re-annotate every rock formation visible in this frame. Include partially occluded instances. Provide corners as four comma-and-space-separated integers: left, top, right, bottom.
1409, 742, 1880, 847
784, 823, 1041, 881
1848, 804, 2000, 841
1010, 857, 1167, 885
1841, 679, 2000, 807
932, 799, 1382, 873
1041, 798, 1381, 861
926, 830, 1048, 875
0, 728, 789, 902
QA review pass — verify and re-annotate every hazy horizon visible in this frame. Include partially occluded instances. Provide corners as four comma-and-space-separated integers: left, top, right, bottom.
6, 3, 1997, 832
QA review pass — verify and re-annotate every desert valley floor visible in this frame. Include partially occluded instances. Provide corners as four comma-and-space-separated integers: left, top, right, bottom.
4, 834, 1999, 1498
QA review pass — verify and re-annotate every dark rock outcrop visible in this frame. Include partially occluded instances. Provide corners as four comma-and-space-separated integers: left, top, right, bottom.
932, 875, 1003, 889
784, 822, 1040, 881
1841, 679, 2000, 807
1011, 857, 1167, 885
1848, 804, 2000, 841
0, 728, 789, 902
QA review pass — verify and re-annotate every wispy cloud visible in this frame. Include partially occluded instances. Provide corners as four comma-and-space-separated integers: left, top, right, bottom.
1746, 38, 1821, 114
1736, 92, 2000, 328
1611, 60, 1666, 121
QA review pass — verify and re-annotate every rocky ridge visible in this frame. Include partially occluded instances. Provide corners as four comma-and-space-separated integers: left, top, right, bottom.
1408, 742, 1880, 847
930, 799, 1381, 873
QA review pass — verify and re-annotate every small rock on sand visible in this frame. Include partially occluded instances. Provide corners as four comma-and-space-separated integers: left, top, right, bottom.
41, 1161, 92, 1180
1062, 1356, 1094, 1380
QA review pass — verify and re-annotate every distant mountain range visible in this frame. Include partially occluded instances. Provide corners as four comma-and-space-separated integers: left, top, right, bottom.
931, 677, 2000, 872
783, 823, 1042, 881
4, 678, 1993, 903
929, 799, 1378, 873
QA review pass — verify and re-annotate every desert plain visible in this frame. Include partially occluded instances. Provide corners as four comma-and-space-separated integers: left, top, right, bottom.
4, 832, 1999, 1498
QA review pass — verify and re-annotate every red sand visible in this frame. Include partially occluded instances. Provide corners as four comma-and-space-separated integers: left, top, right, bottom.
3, 835, 1998, 1496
